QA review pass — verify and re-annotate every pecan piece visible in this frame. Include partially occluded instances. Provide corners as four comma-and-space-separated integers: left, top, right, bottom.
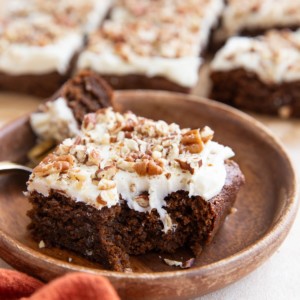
134, 160, 163, 176
175, 159, 194, 174
86, 149, 100, 166
181, 129, 204, 154
200, 126, 214, 143
82, 113, 97, 130
98, 179, 116, 190
134, 193, 149, 208
34, 154, 74, 176
96, 195, 107, 205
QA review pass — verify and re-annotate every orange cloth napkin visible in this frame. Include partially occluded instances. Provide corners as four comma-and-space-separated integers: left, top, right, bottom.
0, 269, 120, 300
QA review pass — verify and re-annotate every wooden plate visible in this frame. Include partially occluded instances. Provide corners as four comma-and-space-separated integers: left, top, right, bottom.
0, 91, 297, 300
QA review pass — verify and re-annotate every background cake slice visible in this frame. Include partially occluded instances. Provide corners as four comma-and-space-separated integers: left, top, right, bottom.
30, 70, 114, 144
27, 108, 245, 271
210, 30, 300, 118
0, 14, 83, 97
77, 0, 224, 92
0, 0, 113, 97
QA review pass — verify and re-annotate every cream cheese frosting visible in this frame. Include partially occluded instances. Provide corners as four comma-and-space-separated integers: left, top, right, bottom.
77, 0, 224, 87
1, 0, 113, 33
211, 30, 300, 84
217, 0, 300, 39
0, 15, 83, 75
28, 108, 234, 232
30, 97, 80, 143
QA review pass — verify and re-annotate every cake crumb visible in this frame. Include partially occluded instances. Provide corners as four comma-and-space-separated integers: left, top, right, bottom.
278, 105, 292, 119
124, 268, 133, 273
38, 240, 45, 249
68, 257, 73, 262
230, 207, 238, 214
163, 257, 195, 269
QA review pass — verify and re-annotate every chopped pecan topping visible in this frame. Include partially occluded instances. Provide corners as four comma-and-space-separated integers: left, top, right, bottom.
123, 119, 136, 132
95, 165, 117, 180
200, 126, 214, 143
86, 149, 100, 166
82, 113, 97, 130
181, 129, 204, 154
134, 160, 163, 176
175, 159, 194, 174
34, 154, 74, 176
69, 171, 86, 183
165, 173, 171, 179
116, 160, 135, 172
98, 179, 116, 190
134, 193, 149, 208
96, 195, 107, 205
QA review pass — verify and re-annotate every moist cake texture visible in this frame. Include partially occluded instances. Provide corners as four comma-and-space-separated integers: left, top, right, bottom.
27, 108, 245, 271
210, 30, 300, 117
30, 70, 114, 143
77, 0, 224, 91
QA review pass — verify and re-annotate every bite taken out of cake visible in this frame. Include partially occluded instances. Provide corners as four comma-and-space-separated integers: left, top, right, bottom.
26, 107, 245, 272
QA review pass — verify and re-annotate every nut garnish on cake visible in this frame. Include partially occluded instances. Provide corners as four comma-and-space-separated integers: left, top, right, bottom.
28, 108, 235, 232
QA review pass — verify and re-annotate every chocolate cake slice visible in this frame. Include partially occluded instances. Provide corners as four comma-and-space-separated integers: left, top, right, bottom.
30, 70, 114, 144
0, 14, 84, 97
77, 0, 224, 92
210, 30, 300, 118
27, 108, 245, 271
0, 1, 113, 97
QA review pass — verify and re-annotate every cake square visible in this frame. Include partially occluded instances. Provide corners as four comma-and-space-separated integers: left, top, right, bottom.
0, 0, 113, 97
210, 29, 300, 117
27, 107, 244, 271
77, 0, 224, 92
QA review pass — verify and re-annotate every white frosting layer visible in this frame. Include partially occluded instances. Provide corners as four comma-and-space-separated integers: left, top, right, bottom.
0, 15, 84, 75
28, 108, 234, 232
30, 97, 80, 142
211, 30, 300, 84
78, 53, 202, 88
77, 0, 224, 87
219, 0, 300, 39
1, 0, 113, 33
0, 35, 82, 75
84, 0, 114, 33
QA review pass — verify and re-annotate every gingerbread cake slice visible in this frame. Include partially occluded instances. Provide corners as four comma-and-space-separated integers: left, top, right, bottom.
77, 0, 224, 92
27, 107, 245, 271
210, 30, 300, 118
30, 70, 113, 144
213, 0, 300, 46
0, 0, 113, 97
0, 14, 84, 97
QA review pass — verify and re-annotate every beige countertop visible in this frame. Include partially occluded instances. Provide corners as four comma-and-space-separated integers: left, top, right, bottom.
0, 90, 299, 300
